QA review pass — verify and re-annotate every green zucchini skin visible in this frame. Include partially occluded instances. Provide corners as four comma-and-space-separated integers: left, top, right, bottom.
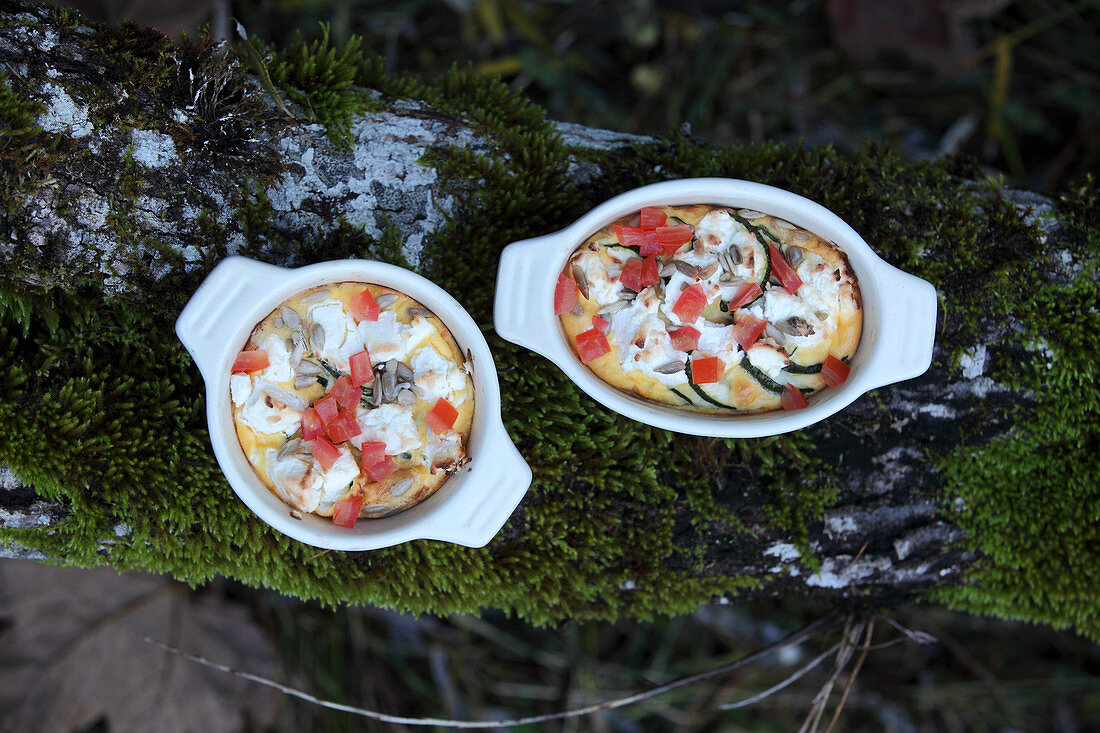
783, 362, 823, 375
739, 353, 786, 394
728, 212, 773, 286
684, 359, 737, 409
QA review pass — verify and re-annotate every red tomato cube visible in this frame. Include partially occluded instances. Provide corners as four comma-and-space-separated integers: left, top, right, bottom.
424, 397, 459, 435
781, 383, 810, 410
640, 255, 660, 288
592, 315, 609, 333
301, 407, 324, 441
671, 284, 707, 323
669, 325, 701, 352
312, 437, 342, 470
769, 244, 803, 294
332, 375, 361, 410
638, 207, 667, 227
732, 313, 767, 351
231, 350, 269, 373
349, 288, 380, 322
821, 355, 851, 388
349, 350, 374, 386
313, 394, 339, 425
575, 328, 611, 364
691, 356, 723, 384
332, 495, 363, 528
359, 441, 387, 469
554, 273, 579, 315
325, 411, 361, 444
727, 282, 763, 310
365, 455, 397, 482
619, 259, 644, 292
656, 225, 693, 249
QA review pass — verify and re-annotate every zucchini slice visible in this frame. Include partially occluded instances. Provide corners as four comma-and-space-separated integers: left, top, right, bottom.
684, 360, 737, 408
739, 353, 786, 394
782, 362, 823, 375
728, 212, 772, 286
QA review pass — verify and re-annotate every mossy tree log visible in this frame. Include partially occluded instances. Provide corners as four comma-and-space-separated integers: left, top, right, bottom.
2, 2, 1098, 635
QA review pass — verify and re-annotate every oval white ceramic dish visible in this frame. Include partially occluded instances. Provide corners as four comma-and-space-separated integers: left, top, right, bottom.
177, 256, 532, 550
494, 178, 937, 437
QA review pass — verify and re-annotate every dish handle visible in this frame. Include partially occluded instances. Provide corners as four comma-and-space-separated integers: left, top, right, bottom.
493, 238, 554, 352
429, 421, 533, 548
863, 264, 938, 389
175, 256, 294, 377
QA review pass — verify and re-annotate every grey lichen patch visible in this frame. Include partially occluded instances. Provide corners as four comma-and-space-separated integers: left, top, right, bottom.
265, 110, 480, 267
128, 128, 177, 168
36, 81, 93, 138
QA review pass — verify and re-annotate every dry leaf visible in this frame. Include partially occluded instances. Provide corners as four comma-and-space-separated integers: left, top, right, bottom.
0, 559, 278, 733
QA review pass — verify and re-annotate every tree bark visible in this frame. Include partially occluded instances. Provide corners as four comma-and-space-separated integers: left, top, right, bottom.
0, 1, 1073, 607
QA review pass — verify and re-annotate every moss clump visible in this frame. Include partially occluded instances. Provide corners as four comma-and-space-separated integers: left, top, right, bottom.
0, 70, 55, 217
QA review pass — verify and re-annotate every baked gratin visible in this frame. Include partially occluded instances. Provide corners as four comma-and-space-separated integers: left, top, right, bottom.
230, 283, 473, 526
556, 205, 862, 413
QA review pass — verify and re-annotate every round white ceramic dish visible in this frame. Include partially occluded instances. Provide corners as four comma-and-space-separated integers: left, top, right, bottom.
494, 178, 937, 437
176, 256, 532, 550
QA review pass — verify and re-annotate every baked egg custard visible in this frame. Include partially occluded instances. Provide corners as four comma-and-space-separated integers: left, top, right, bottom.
556, 205, 862, 413
230, 283, 473, 526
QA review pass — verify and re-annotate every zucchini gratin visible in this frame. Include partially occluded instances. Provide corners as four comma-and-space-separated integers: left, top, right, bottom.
230, 283, 473, 527
556, 205, 862, 413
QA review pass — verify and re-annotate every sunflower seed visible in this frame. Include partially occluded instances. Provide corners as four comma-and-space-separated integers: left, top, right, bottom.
289, 508, 303, 520
737, 209, 765, 219
294, 374, 317, 390
290, 336, 306, 368
273, 316, 284, 329
280, 306, 301, 330
395, 389, 416, 406
786, 245, 804, 267
390, 478, 414, 497
727, 246, 743, 265
777, 317, 815, 336
385, 359, 399, 373
659, 263, 677, 278
693, 238, 704, 257
570, 304, 584, 316
597, 300, 629, 316
572, 263, 591, 300
381, 372, 397, 402
395, 361, 414, 381
773, 219, 795, 230
277, 438, 302, 459
284, 337, 295, 352
296, 359, 321, 376
674, 260, 700, 278
407, 307, 432, 319
301, 289, 331, 304
620, 290, 637, 301
310, 323, 325, 352
409, 384, 424, 398
654, 360, 685, 374
376, 293, 398, 308
699, 262, 719, 279
765, 324, 787, 346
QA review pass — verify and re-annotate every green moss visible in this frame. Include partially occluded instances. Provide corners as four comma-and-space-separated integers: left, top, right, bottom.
3, 13, 1099, 632
0, 70, 55, 217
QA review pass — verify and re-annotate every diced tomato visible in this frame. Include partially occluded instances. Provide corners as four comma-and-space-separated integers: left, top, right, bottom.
332, 494, 363, 528
781, 383, 810, 410
325, 411, 361, 443
821, 355, 851, 388
613, 224, 661, 255
639, 207, 667, 227
592, 315, 610, 333
349, 288, 380, 322
669, 325, 701, 352
424, 397, 459, 435
769, 244, 803, 294
312, 437, 342, 470
301, 407, 324, 441
359, 441, 387, 469
731, 313, 767, 351
554, 273, 579, 315
656, 225, 693, 255
640, 255, 660, 288
619, 258, 644, 292
727, 282, 763, 310
231, 350, 269, 373
575, 328, 611, 364
691, 356, 723, 384
314, 394, 339, 425
365, 455, 397, 482
332, 375, 360, 410
349, 350, 374, 386
671, 284, 707, 323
